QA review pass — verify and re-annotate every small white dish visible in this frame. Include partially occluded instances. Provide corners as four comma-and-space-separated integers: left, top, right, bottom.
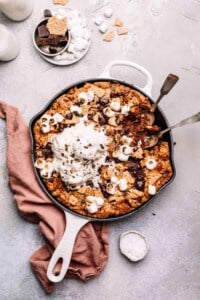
33, 18, 70, 57
120, 230, 149, 262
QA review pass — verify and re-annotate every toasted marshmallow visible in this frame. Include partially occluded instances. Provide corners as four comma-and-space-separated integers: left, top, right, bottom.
78, 92, 88, 104
121, 136, 132, 145
110, 101, 121, 112
86, 196, 104, 214
148, 185, 156, 195
70, 105, 82, 115
106, 183, 116, 195
87, 90, 95, 102
54, 113, 64, 123
103, 107, 115, 118
41, 122, 50, 133
87, 203, 98, 214
146, 158, 157, 170
119, 179, 128, 191
122, 145, 132, 155
111, 176, 119, 185
34, 158, 46, 169
121, 105, 130, 115
40, 162, 53, 179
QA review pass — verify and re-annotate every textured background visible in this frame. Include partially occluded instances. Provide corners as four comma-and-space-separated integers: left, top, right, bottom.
0, 0, 200, 299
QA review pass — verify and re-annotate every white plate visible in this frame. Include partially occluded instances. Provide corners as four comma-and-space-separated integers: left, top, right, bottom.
38, 8, 92, 66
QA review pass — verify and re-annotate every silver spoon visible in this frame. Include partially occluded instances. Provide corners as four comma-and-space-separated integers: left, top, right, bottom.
143, 112, 200, 149
146, 74, 179, 125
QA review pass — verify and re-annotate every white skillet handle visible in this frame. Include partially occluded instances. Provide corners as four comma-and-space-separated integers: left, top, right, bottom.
99, 60, 153, 97
47, 211, 89, 283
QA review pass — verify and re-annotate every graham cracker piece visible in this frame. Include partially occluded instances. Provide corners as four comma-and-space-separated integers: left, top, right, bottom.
117, 27, 128, 35
53, 0, 68, 5
47, 16, 67, 36
114, 17, 124, 27
103, 29, 115, 42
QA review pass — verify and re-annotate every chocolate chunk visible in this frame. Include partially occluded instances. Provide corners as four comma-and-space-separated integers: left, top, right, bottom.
49, 46, 58, 54
36, 37, 49, 47
37, 24, 49, 38
135, 179, 145, 191
99, 98, 109, 105
40, 142, 53, 159
87, 113, 93, 120
99, 183, 110, 198
65, 113, 73, 120
48, 34, 61, 46
98, 114, 107, 125
58, 36, 68, 47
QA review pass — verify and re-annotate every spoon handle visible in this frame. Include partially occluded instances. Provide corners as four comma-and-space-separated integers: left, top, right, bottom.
151, 74, 179, 112
160, 112, 200, 136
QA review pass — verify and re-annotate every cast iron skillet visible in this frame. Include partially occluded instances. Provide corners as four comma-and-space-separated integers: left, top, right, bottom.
29, 60, 176, 283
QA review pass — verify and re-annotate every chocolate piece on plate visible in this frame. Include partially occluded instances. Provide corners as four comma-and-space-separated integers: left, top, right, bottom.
48, 34, 61, 46
36, 37, 49, 47
49, 46, 58, 54
37, 24, 49, 38
58, 36, 68, 46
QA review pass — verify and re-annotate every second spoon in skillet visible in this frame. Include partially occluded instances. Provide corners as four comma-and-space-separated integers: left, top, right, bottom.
146, 73, 179, 125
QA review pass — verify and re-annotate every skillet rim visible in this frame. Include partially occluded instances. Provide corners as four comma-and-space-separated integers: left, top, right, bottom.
29, 78, 176, 222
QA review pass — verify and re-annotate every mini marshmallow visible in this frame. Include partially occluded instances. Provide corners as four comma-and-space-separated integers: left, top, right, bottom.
111, 176, 119, 185
99, 22, 108, 33
148, 185, 156, 195
71, 25, 84, 39
83, 28, 91, 41
146, 158, 157, 170
64, 53, 75, 61
121, 105, 130, 114
74, 38, 88, 51
70, 105, 82, 115
41, 122, 50, 133
67, 43, 75, 53
73, 51, 81, 59
54, 54, 63, 61
78, 92, 88, 104
87, 91, 95, 102
87, 203, 98, 214
95, 15, 103, 25
34, 158, 46, 170
53, 113, 64, 123
119, 179, 128, 191
121, 136, 132, 145
106, 183, 116, 195
104, 8, 113, 18
103, 107, 115, 118
110, 101, 121, 111
122, 145, 132, 155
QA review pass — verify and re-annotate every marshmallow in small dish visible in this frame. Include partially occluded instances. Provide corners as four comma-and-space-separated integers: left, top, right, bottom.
120, 231, 149, 262
104, 8, 113, 18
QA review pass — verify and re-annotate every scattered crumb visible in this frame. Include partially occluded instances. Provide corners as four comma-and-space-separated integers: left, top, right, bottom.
53, 0, 68, 5
114, 17, 124, 27
152, 213, 156, 216
117, 27, 128, 35
47, 16, 67, 36
173, 142, 177, 146
103, 29, 115, 42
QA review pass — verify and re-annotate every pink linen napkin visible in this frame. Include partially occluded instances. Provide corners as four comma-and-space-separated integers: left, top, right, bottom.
0, 100, 109, 294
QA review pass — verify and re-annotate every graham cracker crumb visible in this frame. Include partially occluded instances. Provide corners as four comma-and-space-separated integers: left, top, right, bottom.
114, 17, 124, 27
103, 29, 115, 42
47, 16, 67, 36
117, 27, 128, 35
53, 0, 68, 5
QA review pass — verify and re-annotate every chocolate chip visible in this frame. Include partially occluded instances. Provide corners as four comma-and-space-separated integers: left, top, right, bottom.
86, 180, 94, 187
37, 24, 49, 38
87, 114, 93, 120
66, 113, 73, 120
99, 98, 109, 105
98, 114, 107, 125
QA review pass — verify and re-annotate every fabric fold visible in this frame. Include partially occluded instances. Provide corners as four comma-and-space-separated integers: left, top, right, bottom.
0, 100, 109, 294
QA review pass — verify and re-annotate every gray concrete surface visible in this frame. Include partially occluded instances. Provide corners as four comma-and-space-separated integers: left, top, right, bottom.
0, 0, 200, 299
